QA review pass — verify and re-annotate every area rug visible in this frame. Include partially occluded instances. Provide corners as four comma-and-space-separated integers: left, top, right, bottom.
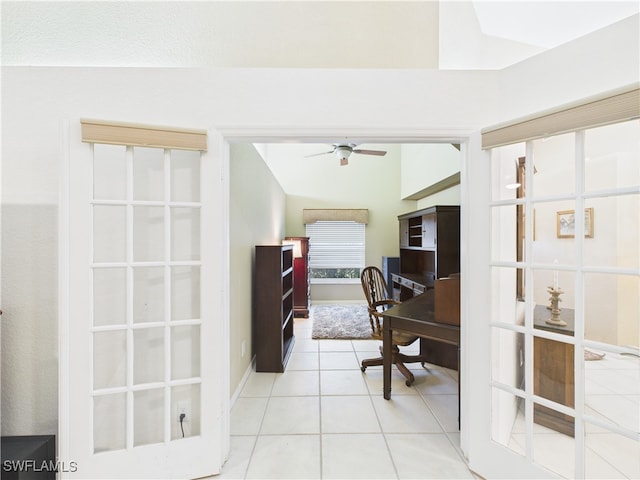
311, 304, 373, 340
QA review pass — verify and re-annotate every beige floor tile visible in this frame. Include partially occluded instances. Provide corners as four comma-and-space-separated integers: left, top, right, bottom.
320, 369, 369, 395
586, 431, 640, 479
286, 351, 320, 371
271, 370, 319, 396
319, 351, 360, 370
230, 397, 268, 435
420, 393, 460, 432
321, 396, 380, 433
240, 372, 276, 398
318, 339, 355, 352
413, 367, 459, 395
260, 396, 320, 435
371, 395, 443, 433
386, 433, 473, 479
246, 434, 321, 479
216, 435, 256, 479
321, 433, 397, 479
351, 338, 380, 352
292, 338, 319, 353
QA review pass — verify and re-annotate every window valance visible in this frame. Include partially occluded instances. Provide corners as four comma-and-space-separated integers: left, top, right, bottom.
303, 209, 369, 225
81, 118, 208, 151
482, 85, 640, 149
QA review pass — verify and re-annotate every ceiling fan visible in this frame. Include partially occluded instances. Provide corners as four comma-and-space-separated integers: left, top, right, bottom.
305, 143, 387, 166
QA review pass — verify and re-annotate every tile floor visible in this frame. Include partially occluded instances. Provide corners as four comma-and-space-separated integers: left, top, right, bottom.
506, 352, 640, 479
219, 314, 474, 479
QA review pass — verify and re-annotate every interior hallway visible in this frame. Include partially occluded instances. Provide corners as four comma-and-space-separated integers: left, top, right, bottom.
218, 313, 473, 479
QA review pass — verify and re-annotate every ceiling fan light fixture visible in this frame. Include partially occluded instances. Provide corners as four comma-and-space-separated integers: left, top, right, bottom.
335, 146, 352, 162
305, 143, 386, 166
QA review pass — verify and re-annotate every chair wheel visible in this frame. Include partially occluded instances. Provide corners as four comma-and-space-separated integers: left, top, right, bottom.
405, 380, 412, 387
361, 366, 367, 372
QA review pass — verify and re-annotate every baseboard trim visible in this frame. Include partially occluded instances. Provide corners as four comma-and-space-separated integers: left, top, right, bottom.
230, 356, 255, 408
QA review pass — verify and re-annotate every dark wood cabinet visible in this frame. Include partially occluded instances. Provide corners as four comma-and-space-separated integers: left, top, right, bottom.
393, 205, 460, 369
253, 245, 295, 372
284, 237, 310, 318
533, 305, 575, 436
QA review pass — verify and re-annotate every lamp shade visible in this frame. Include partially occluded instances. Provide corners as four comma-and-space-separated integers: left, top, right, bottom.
283, 238, 303, 258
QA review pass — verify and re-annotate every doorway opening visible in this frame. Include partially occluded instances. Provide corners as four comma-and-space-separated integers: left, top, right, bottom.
220, 133, 472, 470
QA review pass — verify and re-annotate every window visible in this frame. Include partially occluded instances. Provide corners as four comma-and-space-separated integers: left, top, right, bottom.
305, 221, 365, 282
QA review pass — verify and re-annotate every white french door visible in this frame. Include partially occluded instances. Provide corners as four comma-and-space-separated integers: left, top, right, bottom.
60, 121, 227, 478
465, 119, 640, 478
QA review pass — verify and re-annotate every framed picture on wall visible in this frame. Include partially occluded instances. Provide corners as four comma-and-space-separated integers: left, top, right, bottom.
557, 208, 594, 238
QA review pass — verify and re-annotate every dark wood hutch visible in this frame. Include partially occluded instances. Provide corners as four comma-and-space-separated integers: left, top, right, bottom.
391, 205, 460, 369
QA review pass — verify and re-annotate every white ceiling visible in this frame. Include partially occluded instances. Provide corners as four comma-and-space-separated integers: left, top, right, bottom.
1, 1, 637, 70
440, 0, 639, 69
473, 0, 639, 49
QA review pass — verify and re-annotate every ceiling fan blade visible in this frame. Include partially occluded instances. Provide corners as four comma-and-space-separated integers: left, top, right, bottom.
352, 149, 387, 156
304, 150, 335, 158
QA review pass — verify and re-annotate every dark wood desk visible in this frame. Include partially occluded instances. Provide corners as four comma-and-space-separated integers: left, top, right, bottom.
390, 273, 459, 369
382, 291, 460, 401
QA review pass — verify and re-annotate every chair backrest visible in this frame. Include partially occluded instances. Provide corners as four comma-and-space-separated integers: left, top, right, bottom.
360, 266, 392, 337
360, 266, 391, 306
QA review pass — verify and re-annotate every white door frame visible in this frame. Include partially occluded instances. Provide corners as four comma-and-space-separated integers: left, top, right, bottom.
218, 125, 475, 457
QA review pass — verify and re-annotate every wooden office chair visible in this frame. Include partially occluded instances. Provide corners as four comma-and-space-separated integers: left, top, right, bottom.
360, 266, 428, 386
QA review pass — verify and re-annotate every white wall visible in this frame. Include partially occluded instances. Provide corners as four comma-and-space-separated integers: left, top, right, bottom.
229, 143, 286, 392
0, 1, 439, 69
400, 144, 461, 200
416, 185, 461, 210
497, 14, 640, 121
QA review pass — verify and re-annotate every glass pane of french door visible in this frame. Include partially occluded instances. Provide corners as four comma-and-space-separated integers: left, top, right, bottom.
489, 119, 640, 479
91, 143, 203, 452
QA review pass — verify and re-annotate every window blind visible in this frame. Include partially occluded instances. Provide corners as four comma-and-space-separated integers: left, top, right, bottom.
305, 221, 365, 269
81, 119, 208, 151
482, 85, 640, 149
